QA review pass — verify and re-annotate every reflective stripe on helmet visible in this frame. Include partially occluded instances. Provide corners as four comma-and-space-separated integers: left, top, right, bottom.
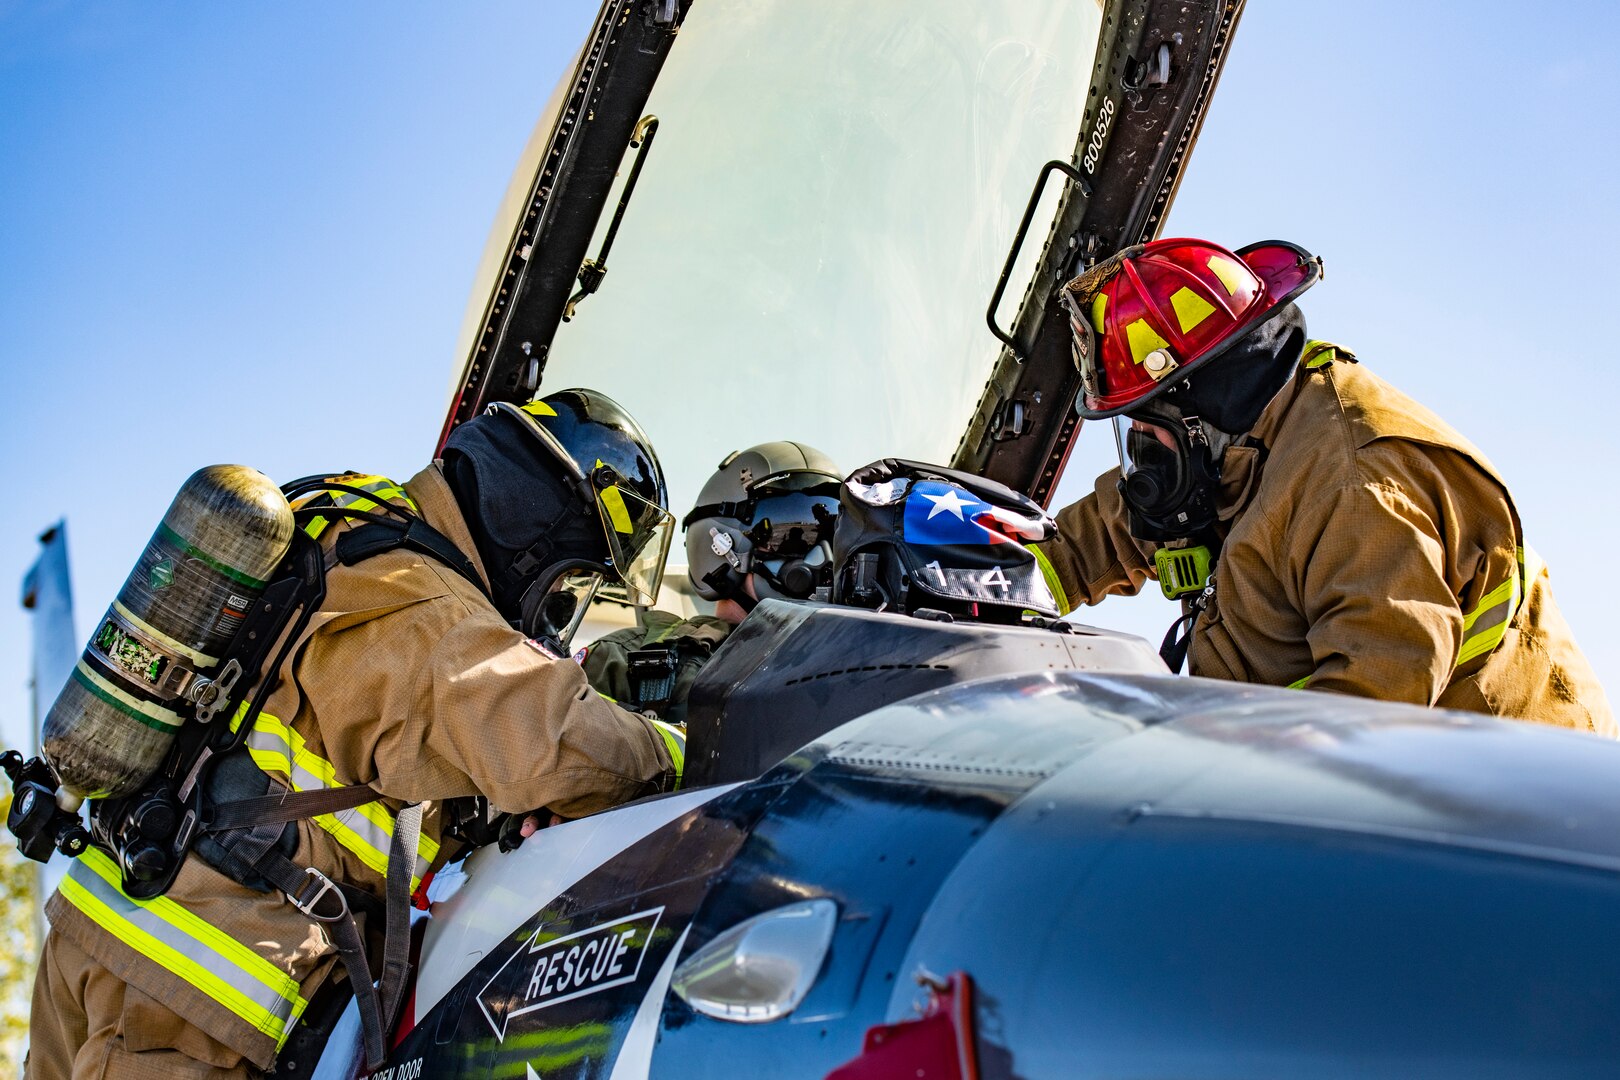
60, 849, 308, 1045
1125, 318, 1172, 366
1206, 254, 1248, 295
1170, 287, 1217, 334
599, 484, 636, 534
231, 704, 438, 888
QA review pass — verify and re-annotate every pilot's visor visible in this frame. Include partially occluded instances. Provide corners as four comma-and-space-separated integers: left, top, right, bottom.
595, 481, 675, 605
745, 490, 840, 557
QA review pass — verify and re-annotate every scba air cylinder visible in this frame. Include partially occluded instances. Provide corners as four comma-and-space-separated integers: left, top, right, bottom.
43, 466, 294, 807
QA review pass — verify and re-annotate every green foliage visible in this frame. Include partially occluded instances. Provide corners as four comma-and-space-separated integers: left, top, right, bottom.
0, 794, 35, 1078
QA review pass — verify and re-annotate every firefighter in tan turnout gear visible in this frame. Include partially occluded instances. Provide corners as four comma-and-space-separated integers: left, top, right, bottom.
1032, 238, 1613, 734
28, 389, 687, 1080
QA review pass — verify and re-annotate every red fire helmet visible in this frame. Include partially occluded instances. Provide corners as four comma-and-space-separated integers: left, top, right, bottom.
1061, 238, 1322, 419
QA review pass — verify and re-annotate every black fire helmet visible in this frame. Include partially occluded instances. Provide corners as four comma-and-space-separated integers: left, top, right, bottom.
442, 388, 673, 640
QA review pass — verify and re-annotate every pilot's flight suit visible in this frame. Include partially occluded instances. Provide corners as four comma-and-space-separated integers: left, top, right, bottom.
582, 610, 733, 723
29, 464, 677, 1080
1036, 345, 1615, 735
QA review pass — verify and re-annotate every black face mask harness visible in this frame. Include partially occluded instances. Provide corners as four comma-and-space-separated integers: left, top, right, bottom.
1116, 303, 1307, 545
1118, 412, 1221, 544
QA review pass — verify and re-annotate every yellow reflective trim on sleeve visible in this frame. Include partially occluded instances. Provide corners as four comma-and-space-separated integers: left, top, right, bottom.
1025, 543, 1071, 615
1460, 577, 1517, 633
1169, 287, 1216, 335
1287, 675, 1311, 690
1301, 340, 1356, 369
599, 485, 635, 535
62, 850, 307, 1045
1456, 622, 1510, 667
1455, 547, 1529, 668
647, 717, 685, 784
1519, 544, 1543, 585
1125, 318, 1172, 366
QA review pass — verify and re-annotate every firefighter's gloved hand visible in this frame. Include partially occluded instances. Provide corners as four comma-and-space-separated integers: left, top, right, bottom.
497, 812, 528, 852
647, 717, 686, 790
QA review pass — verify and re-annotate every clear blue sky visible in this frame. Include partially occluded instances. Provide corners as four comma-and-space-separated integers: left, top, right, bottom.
2, 1, 1617, 751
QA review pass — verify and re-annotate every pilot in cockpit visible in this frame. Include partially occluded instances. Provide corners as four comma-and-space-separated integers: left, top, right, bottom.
582, 442, 842, 720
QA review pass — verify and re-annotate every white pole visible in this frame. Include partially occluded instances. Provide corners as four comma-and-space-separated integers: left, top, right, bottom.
19, 522, 78, 938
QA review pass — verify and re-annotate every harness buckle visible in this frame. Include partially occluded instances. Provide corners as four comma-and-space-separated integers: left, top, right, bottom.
190, 658, 243, 724
291, 867, 348, 922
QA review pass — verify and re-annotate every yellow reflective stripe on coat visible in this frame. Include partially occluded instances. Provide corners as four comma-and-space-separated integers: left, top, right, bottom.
1455, 546, 1532, 668
59, 849, 308, 1045
1025, 543, 1071, 615
295, 475, 419, 539
232, 704, 439, 887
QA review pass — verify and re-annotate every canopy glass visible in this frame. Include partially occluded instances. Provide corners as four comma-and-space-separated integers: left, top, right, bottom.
543, 0, 1105, 514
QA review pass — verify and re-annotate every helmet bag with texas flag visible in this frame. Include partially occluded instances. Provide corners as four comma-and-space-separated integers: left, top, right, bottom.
832, 459, 1059, 623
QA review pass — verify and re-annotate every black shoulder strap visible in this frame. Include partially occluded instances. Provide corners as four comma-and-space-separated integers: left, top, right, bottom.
335, 519, 490, 602
201, 785, 380, 832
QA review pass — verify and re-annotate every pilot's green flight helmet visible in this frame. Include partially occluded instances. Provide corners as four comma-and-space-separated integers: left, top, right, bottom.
683, 442, 843, 611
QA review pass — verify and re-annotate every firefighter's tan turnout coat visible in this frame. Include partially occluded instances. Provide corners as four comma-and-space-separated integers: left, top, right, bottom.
30, 464, 676, 1079
1034, 343, 1615, 735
